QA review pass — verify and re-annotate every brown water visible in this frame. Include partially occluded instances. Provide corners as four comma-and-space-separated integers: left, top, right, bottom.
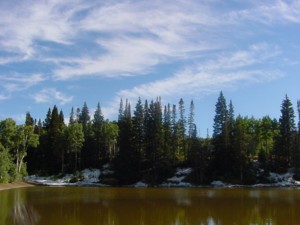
1, 187, 300, 225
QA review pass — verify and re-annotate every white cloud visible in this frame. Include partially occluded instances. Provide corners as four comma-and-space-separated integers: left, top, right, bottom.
0, 74, 46, 92
33, 88, 73, 105
0, 0, 86, 58
47, 0, 225, 80
1, 0, 294, 81
101, 44, 284, 119
0, 94, 9, 101
228, 0, 300, 24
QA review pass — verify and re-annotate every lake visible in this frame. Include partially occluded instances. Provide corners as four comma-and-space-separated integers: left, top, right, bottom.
1, 187, 300, 225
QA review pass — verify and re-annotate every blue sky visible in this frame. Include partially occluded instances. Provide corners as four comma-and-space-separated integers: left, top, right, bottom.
0, 0, 300, 136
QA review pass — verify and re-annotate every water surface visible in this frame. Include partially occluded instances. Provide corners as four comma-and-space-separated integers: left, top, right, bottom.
1, 187, 300, 225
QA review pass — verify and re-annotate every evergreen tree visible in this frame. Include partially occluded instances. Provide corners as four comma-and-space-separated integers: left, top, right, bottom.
274, 95, 296, 171
25, 112, 34, 126
178, 98, 186, 161
69, 107, 75, 125
298, 100, 300, 133
115, 99, 141, 184
187, 100, 197, 163
92, 102, 106, 165
132, 97, 145, 156
48, 105, 65, 173
59, 110, 65, 127
79, 102, 90, 135
188, 100, 196, 139
163, 104, 173, 165
213, 91, 228, 137
144, 99, 170, 184
118, 98, 124, 121
171, 104, 178, 164
43, 108, 52, 130
294, 100, 300, 178
212, 91, 229, 178
76, 108, 81, 122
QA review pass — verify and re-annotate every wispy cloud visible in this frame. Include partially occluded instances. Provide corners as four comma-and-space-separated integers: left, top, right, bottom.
52, 0, 224, 80
0, 0, 86, 58
228, 0, 300, 24
101, 43, 284, 119
0, 73, 46, 92
33, 88, 73, 105
1, 0, 294, 80
0, 94, 9, 101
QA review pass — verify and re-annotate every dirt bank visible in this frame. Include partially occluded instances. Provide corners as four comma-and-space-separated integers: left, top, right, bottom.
0, 182, 35, 191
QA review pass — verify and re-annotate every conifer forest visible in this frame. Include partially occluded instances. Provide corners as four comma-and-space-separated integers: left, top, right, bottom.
1, 92, 300, 185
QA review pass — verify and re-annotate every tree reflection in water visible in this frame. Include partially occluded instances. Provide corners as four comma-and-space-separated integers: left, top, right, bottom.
2, 187, 300, 225
12, 189, 39, 225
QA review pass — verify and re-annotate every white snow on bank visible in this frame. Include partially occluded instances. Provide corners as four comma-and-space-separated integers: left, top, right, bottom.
133, 181, 148, 188
211, 180, 227, 187
25, 166, 300, 188
25, 168, 108, 187
81, 169, 101, 183
161, 168, 193, 187
260, 171, 300, 187
211, 171, 300, 188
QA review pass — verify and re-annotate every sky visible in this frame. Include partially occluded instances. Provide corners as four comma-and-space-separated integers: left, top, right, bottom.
0, 0, 300, 136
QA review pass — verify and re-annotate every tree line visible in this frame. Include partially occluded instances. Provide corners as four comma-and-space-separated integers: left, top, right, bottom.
1, 92, 300, 185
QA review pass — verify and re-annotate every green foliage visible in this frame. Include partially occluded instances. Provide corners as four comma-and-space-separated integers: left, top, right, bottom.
65, 122, 85, 171
274, 95, 296, 171
0, 145, 13, 183
1, 93, 300, 185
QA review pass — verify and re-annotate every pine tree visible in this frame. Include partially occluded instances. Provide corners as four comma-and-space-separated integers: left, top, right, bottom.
69, 107, 75, 125
25, 112, 34, 126
188, 100, 196, 139
187, 100, 198, 164
212, 92, 229, 177
94, 102, 104, 124
213, 91, 228, 137
143, 98, 169, 184
171, 104, 178, 164
118, 98, 124, 121
93, 102, 105, 165
43, 108, 52, 130
178, 98, 186, 161
163, 104, 173, 165
79, 102, 90, 135
274, 95, 296, 171
115, 99, 140, 184
294, 100, 300, 178
298, 100, 300, 133
48, 105, 65, 173
132, 97, 145, 156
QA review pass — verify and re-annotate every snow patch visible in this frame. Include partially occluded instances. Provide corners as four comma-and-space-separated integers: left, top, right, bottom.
267, 171, 300, 187
80, 169, 101, 183
133, 181, 148, 188
161, 168, 193, 187
211, 180, 227, 187
25, 169, 107, 187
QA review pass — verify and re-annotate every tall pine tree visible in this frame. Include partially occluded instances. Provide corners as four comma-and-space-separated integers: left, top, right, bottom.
274, 95, 296, 171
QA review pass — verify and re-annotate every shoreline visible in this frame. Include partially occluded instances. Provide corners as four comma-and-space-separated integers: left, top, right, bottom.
0, 181, 36, 191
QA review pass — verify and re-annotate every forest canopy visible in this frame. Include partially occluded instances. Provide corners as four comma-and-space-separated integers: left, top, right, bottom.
1, 93, 300, 185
